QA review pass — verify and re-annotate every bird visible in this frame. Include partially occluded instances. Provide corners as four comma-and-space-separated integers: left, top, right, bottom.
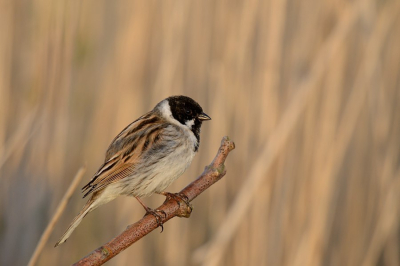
55, 95, 211, 247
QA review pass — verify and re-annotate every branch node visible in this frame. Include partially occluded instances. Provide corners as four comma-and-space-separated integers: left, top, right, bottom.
177, 204, 192, 218
101, 247, 110, 258
216, 165, 225, 175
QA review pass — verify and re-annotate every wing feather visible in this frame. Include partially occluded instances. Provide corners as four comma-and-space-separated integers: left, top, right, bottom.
81, 112, 170, 197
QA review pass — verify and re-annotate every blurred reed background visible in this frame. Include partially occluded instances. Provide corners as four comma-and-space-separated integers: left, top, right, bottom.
1, 0, 400, 265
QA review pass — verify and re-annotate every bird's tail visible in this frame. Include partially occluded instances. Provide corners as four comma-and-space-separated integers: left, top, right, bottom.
54, 198, 96, 247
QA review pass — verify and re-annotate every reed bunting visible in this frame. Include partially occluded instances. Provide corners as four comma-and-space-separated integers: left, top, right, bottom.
55, 96, 211, 246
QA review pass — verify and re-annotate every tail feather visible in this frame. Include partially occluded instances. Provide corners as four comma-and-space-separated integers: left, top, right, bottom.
54, 199, 95, 247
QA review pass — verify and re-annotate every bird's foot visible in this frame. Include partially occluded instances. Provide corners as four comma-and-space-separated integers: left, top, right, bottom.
144, 207, 167, 232
160, 192, 193, 212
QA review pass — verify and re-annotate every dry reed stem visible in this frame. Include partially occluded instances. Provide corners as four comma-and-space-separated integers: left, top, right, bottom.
73, 136, 235, 266
0, 108, 39, 171
194, 2, 360, 265
27, 166, 86, 266
361, 170, 400, 266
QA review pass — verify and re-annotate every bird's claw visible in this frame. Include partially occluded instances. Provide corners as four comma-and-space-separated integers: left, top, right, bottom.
144, 208, 167, 232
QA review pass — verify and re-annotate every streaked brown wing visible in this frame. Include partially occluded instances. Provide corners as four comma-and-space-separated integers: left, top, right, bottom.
82, 156, 136, 197
81, 111, 168, 198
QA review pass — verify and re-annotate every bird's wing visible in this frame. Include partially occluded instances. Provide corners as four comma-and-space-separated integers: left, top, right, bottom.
81, 112, 174, 197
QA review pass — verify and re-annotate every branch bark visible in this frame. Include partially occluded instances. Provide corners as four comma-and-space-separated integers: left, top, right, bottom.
73, 136, 235, 266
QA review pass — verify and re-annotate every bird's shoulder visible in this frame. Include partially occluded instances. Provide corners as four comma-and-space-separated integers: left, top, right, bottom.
105, 111, 178, 161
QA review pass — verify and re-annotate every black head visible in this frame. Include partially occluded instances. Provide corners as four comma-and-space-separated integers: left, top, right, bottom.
166, 96, 211, 149
167, 96, 209, 124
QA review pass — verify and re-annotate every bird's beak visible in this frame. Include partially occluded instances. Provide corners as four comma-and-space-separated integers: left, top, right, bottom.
198, 112, 211, 121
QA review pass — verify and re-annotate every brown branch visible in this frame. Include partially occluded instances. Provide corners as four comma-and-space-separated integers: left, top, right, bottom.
73, 136, 235, 266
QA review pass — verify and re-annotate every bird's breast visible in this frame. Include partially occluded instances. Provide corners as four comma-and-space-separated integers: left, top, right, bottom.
116, 127, 198, 197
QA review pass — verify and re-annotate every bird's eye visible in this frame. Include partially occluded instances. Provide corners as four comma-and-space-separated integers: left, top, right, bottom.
186, 109, 192, 115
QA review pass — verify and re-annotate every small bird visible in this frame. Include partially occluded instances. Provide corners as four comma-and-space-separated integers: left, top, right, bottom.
55, 96, 211, 247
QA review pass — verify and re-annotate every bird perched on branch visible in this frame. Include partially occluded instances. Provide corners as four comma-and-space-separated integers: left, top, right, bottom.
55, 95, 211, 247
